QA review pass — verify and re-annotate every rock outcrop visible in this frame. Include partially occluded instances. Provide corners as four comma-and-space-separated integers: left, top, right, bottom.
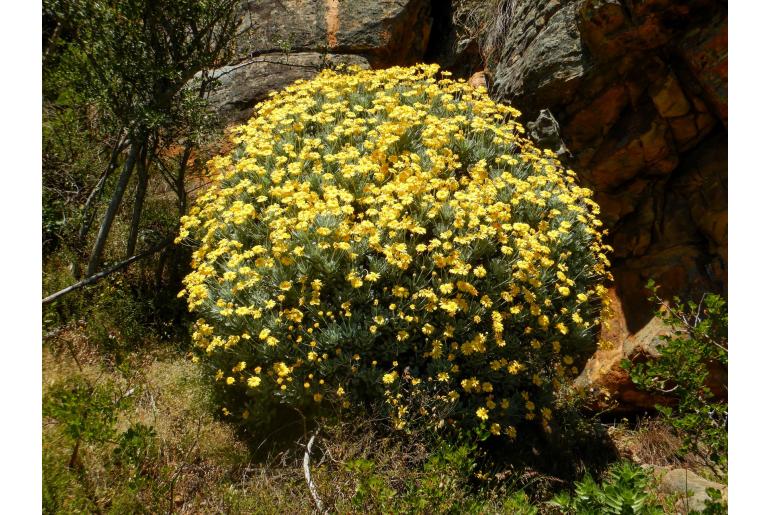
481, 0, 727, 318
209, 53, 370, 124
574, 287, 675, 411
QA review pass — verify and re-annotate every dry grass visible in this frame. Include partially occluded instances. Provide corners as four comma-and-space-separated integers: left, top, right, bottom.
453, 0, 515, 67
43, 330, 541, 513
606, 418, 715, 477
42, 332, 451, 513
43, 336, 253, 513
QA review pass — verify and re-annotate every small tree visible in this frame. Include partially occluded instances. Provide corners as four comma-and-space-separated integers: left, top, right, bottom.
43, 0, 241, 276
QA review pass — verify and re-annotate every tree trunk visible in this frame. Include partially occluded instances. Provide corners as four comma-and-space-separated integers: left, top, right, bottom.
86, 138, 142, 276
43, 21, 62, 67
72, 136, 126, 280
126, 143, 150, 257
79, 135, 126, 242
176, 143, 193, 217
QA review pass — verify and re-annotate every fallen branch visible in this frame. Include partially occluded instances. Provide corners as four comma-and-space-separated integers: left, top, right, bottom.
303, 428, 327, 514
42, 238, 172, 305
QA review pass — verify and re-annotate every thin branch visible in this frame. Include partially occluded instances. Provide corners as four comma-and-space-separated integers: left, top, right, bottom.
126, 141, 151, 257
43, 238, 172, 305
154, 157, 179, 191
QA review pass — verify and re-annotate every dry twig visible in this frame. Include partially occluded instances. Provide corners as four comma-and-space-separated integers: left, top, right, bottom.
303, 428, 327, 514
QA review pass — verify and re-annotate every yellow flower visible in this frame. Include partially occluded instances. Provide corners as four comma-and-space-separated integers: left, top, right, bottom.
347, 272, 363, 288
247, 376, 261, 388
382, 371, 398, 384
273, 362, 291, 377
476, 407, 489, 421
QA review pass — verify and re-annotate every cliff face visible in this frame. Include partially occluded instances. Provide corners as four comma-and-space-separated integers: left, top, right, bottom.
481, 0, 727, 334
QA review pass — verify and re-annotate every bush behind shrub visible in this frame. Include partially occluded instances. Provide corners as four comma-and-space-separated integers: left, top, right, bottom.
178, 64, 612, 437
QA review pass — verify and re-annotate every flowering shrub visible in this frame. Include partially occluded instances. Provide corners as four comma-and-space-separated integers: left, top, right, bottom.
177, 64, 612, 437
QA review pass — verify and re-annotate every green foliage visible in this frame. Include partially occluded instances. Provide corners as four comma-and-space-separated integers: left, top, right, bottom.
401, 438, 480, 512
343, 432, 540, 513
42, 103, 112, 253
549, 461, 664, 514
43, 376, 158, 513
42, 356, 223, 514
695, 488, 728, 515
113, 423, 157, 470
346, 458, 398, 509
43, 377, 125, 448
44, 0, 240, 133
43, 0, 241, 282
500, 491, 539, 515
622, 280, 727, 476
44, 265, 193, 361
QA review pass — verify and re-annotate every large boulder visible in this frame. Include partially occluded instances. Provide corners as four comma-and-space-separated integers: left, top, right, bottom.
653, 467, 727, 512
233, 0, 432, 67
574, 288, 675, 412
208, 0, 434, 125
208, 53, 370, 124
483, 0, 727, 302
